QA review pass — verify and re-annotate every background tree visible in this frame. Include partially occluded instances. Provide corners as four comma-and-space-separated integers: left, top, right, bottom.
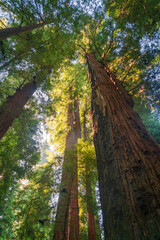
77, 98, 102, 240
50, 68, 82, 239
77, 139, 102, 240
53, 97, 80, 240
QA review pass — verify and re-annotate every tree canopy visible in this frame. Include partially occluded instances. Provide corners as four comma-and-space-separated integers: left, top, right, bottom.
0, 0, 160, 239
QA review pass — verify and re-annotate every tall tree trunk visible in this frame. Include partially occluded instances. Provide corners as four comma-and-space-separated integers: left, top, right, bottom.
86, 53, 160, 240
83, 105, 97, 240
53, 98, 80, 240
0, 22, 46, 40
0, 81, 37, 141
67, 99, 81, 240
86, 164, 97, 240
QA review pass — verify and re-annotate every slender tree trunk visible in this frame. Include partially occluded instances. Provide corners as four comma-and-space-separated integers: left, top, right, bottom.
53, 98, 80, 240
0, 22, 46, 40
86, 53, 160, 240
86, 164, 97, 240
0, 81, 37, 141
83, 105, 97, 240
83, 100, 87, 141
53, 102, 75, 240
67, 99, 81, 240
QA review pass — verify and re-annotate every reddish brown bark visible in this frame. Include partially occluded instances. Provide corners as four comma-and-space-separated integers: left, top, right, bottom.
53, 98, 80, 240
0, 22, 47, 40
67, 98, 81, 240
67, 169, 79, 240
86, 53, 160, 240
0, 81, 37, 141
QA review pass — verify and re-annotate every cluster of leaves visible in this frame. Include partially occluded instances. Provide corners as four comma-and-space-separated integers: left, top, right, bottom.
0, 108, 41, 205
47, 62, 89, 153
0, 157, 62, 240
0, 111, 42, 240
105, 0, 160, 35
134, 97, 160, 144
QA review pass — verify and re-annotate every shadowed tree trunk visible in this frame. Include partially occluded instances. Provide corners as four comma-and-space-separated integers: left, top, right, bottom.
86, 164, 97, 240
83, 105, 97, 240
53, 98, 80, 240
67, 99, 81, 240
86, 53, 160, 240
0, 80, 37, 141
0, 22, 47, 40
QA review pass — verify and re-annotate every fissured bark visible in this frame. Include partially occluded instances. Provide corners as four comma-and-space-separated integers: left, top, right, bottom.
86, 53, 160, 240
0, 81, 37, 141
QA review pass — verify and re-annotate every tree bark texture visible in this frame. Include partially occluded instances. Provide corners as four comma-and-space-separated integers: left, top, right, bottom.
0, 81, 37, 141
0, 22, 46, 40
86, 53, 160, 240
53, 98, 81, 240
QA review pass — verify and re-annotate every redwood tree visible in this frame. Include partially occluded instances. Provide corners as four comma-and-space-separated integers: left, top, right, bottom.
53, 98, 81, 240
85, 160, 97, 240
0, 80, 37, 141
83, 106, 97, 240
86, 53, 160, 240
0, 22, 47, 40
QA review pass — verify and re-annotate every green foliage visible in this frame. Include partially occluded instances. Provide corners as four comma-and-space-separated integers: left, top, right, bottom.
0, 157, 61, 240
77, 139, 96, 171
14, 162, 55, 240
0, 185, 17, 240
78, 139, 96, 239
105, 0, 160, 35
76, 8, 160, 123
77, 139, 102, 239
0, 107, 40, 211
47, 62, 89, 153
0, 0, 82, 27
0, 1, 159, 239
134, 97, 160, 144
